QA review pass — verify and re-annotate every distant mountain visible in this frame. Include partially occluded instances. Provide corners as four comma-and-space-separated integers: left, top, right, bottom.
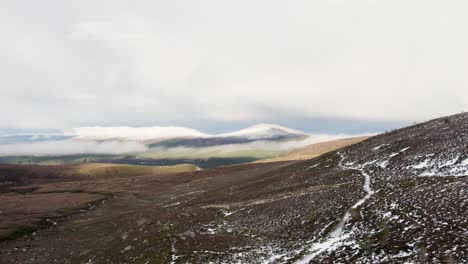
0, 124, 313, 165
151, 124, 309, 148
217, 124, 308, 140
0, 124, 308, 147
85, 124, 307, 146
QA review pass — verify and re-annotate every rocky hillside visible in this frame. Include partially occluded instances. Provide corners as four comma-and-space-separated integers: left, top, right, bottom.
289, 112, 468, 263
205, 113, 467, 263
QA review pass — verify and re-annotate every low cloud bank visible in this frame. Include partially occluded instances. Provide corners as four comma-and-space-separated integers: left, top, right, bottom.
0, 140, 148, 156
0, 133, 372, 157
143, 133, 369, 159
72, 126, 209, 141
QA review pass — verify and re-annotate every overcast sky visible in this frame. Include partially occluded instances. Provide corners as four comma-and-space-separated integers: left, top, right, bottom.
1, 1, 467, 134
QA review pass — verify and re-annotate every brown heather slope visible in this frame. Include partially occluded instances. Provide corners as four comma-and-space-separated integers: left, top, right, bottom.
0, 163, 199, 186
0, 163, 199, 242
73, 163, 200, 180
256, 136, 370, 163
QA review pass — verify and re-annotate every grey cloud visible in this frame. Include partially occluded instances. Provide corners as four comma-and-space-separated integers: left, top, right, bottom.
1, 0, 467, 131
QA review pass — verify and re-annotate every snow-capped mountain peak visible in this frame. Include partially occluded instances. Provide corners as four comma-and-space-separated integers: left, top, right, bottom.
70, 124, 307, 142
217, 124, 308, 140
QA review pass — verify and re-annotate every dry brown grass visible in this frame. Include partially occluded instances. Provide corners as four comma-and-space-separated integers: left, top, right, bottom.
256, 136, 371, 163
73, 163, 200, 179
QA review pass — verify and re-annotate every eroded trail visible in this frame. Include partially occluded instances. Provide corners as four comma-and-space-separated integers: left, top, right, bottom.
295, 153, 375, 263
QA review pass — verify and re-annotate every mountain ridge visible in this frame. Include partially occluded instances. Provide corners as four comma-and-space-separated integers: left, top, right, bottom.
1, 124, 311, 148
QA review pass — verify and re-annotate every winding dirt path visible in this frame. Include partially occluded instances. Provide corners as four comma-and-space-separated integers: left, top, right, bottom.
295, 153, 375, 263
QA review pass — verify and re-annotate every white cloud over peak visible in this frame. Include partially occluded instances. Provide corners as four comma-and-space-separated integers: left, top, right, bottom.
72, 126, 210, 141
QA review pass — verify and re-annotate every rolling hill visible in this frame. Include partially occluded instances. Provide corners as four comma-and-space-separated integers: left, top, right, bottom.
256, 136, 370, 163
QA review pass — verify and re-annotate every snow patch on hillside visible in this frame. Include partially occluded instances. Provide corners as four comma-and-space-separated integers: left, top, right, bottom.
409, 156, 468, 176
411, 159, 430, 169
